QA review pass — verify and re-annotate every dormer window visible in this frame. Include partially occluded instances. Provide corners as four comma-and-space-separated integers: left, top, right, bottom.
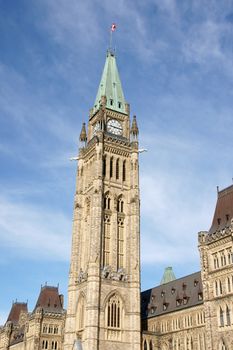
110, 99, 113, 106
118, 102, 121, 108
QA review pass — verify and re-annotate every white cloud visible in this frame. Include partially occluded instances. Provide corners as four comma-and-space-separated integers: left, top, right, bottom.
0, 195, 71, 262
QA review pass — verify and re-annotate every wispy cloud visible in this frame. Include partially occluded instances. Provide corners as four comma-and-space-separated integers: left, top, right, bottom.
0, 195, 71, 262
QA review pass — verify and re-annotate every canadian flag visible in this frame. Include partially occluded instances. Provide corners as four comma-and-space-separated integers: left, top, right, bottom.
111, 23, 116, 31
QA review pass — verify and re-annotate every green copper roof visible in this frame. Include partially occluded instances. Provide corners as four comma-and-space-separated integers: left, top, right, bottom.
160, 267, 176, 285
93, 50, 126, 114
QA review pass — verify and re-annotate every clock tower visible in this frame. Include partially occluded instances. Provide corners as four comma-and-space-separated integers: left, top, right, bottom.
64, 50, 141, 350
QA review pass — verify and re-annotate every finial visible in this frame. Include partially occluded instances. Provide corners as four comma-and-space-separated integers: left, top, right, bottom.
79, 123, 87, 148
130, 115, 139, 142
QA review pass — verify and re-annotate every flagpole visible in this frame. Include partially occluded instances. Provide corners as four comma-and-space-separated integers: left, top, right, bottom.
109, 29, 113, 51
109, 23, 116, 53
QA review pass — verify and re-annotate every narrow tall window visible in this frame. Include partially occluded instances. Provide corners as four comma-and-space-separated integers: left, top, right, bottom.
122, 160, 126, 181
219, 280, 223, 295
117, 198, 124, 213
42, 340, 48, 349
110, 157, 113, 178
116, 159, 119, 179
227, 277, 231, 293
104, 193, 111, 210
103, 156, 106, 177
77, 295, 85, 330
149, 340, 153, 350
117, 218, 124, 269
226, 305, 231, 326
52, 341, 58, 350
103, 215, 111, 266
144, 340, 148, 350
220, 307, 224, 327
107, 294, 122, 329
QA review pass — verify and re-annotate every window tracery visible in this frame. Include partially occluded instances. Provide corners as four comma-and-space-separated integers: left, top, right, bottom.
106, 294, 122, 329
103, 214, 111, 266
117, 217, 124, 269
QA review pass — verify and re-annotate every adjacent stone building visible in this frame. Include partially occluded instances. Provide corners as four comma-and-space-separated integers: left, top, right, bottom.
1, 50, 233, 350
0, 286, 65, 350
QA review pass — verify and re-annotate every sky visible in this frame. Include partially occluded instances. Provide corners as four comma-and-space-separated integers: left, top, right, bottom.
0, 0, 233, 324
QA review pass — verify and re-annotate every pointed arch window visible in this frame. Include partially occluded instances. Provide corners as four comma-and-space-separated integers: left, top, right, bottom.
144, 340, 148, 350
107, 294, 122, 329
117, 197, 124, 213
104, 193, 111, 210
149, 340, 153, 350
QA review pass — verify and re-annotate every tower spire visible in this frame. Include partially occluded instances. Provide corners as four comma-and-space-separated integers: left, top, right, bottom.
93, 51, 126, 114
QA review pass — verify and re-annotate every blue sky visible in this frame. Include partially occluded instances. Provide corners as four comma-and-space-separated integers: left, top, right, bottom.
0, 0, 233, 324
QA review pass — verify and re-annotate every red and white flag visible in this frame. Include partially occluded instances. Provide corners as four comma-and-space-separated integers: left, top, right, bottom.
111, 23, 116, 32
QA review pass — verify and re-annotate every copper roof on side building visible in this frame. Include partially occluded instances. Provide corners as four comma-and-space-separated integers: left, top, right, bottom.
6, 302, 28, 325
209, 184, 233, 234
141, 271, 203, 319
34, 285, 64, 314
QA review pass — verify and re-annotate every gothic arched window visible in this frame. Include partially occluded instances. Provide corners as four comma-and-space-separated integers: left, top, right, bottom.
117, 197, 124, 213
107, 294, 122, 329
144, 340, 148, 350
104, 193, 111, 210
149, 340, 153, 350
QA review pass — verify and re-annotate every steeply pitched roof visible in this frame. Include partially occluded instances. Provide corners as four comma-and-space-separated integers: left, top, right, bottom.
93, 50, 126, 114
34, 286, 64, 314
160, 267, 176, 285
6, 302, 28, 325
141, 271, 203, 319
209, 184, 233, 234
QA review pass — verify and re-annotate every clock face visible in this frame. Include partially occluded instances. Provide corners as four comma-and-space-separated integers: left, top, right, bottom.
107, 119, 123, 136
